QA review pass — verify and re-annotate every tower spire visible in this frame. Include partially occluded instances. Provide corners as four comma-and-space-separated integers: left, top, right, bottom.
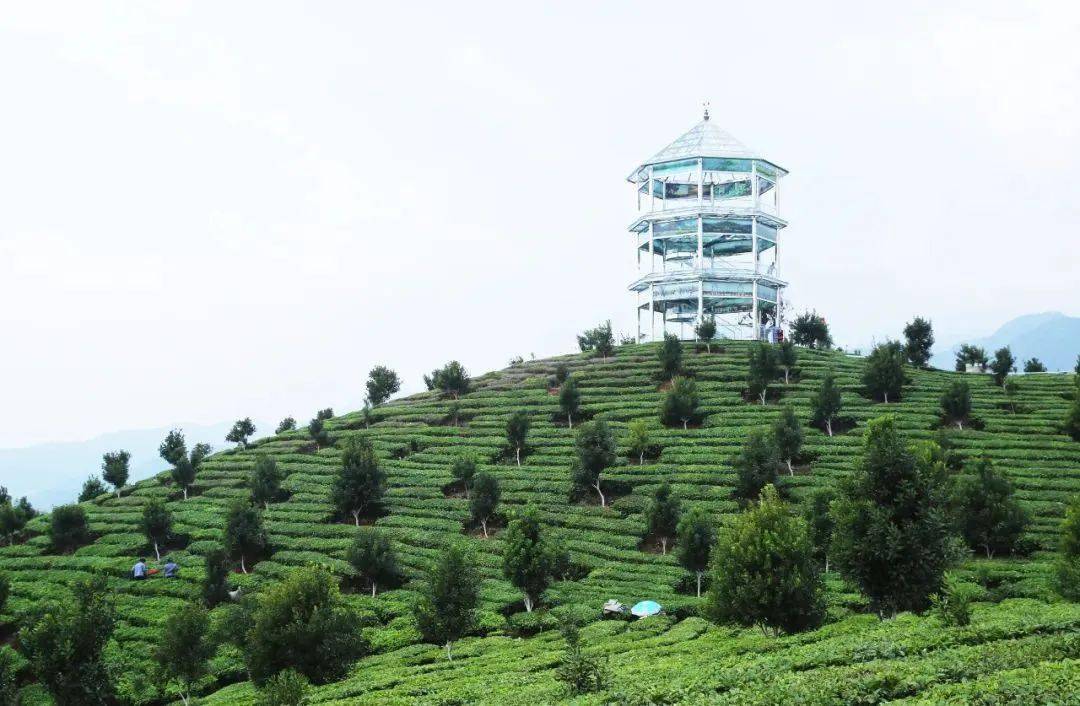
702, 101, 710, 121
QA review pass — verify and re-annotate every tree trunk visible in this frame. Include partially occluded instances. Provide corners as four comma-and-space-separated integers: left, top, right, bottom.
682, 419, 688, 430
372, 582, 377, 598
353, 510, 361, 527
593, 481, 605, 508
784, 368, 790, 385
481, 518, 488, 539
824, 556, 829, 573
639, 451, 644, 465
883, 392, 889, 404
786, 458, 794, 476
446, 642, 453, 661
568, 414, 573, 429
759, 391, 767, 405
154, 540, 160, 562
516, 446, 521, 466
696, 571, 702, 598
180, 691, 189, 706
182, 486, 188, 500
241, 555, 247, 574
661, 537, 667, 555
826, 419, 833, 437
116, 489, 122, 499
523, 594, 533, 612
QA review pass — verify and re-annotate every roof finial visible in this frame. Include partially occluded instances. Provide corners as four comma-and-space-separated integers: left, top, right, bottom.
703, 101, 710, 121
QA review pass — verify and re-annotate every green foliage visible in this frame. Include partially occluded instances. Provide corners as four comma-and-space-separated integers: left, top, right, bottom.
552, 363, 569, 387
20, 575, 115, 706
415, 541, 480, 660
502, 506, 560, 612
706, 485, 824, 635
346, 527, 400, 597
450, 454, 478, 496
79, 475, 107, 502
245, 568, 364, 685
256, 669, 310, 706
101, 449, 130, 497
0, 498, 33, 545
623, 420, 654, 464
733, 428, 780, 503
159, 429, 187, 467
424, 361, 470, 399
226, 417, 257, 448
903, 316, 934, 367
250, 455, 285, 509
577, 320, 615, 360
746, 342, 778, 404
506, 410, 530, 465
1066, 395, 1080, 442
777, 339, 797, 384
0, 573, 8, 614
275, 417, 297, 434
831, 416, 953, 616
940, 379, 973, 429
572, 420, 617, 507
644, 481, 681, 554
332, 437, 385, 525
657, 333, 683, 381
469, 473, 500, 538
141, 498, 173, 561
554, 619, 609, 695
676, 506, 715, 597
951, 457, 1028, 558
202, 547, 231, 608
49, 503, 90, 553
811, 369, 843, 436
990, 346, 1016, 387
307, 416, 330, 449
772, 406, 803, 475
1055, 495, 1080, 601
930, 573, 984, 627
954, 343, 988, 372
0, 647, 18, 706
559, 375, 581, 428
155, 603, 212, 703
803, 488, 836, 572
695, 315, 717, 352
366, 365, 401, 406
791, 311, 832, 349
660, 375, 701, 429
224, 499, 267, 573
863, 340, 906, 403
159, 430, 210, 499
1024, 357, 1047, 373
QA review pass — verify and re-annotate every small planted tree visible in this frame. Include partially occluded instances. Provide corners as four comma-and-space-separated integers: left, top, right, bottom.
1066, 395, 1080, 442
307, 417, 331, 449
424, 361, 470, 399
657, 333, 683, 382
941, 380, 972, 429
644, 480, 681, 554
1055, 494, 1080, 601
101, 449, 131, 498
811, 370, 843, 436
79, 476, 107, 503
160, 430, 209, 500
450, 454, 477, 498
502, 506, 558, 612
49, 504, 90, 553
224, 499, 267, 573
660, 376, 701, 429
245, 568, 364, 684
777, 339, 798, 384
555, 619, 609, 695
623, 420, 653, 465
954, 344, 988, 372
155, 604, 212, 706
256, 669, 309, 706
705, 485, 824, 635
275, 417, 297, 434
366, 365, 401, 406
863, 340, 906, 403
951, 457, 1028, 558
559, 375, 581, 428
695, 314, 717, 352
733, 428, 780, 503
346, 527, 400, 597
0, 500, 32, 546
990, 346, 1016, 387
469, 472, 500, 538
804, 487, 836, 572
747, 342, 778, 404
772, 406, 803, 476
415, 540, 480, 660
577, 320, 615, 360
903, 317, 935, 367
677, 506, 715, 598
506, 410, 530, 465
1023, 358, 1046, 373
791, 311, 832, 349
202, 547, 231, 608
226, 417, 257, 448
250, 455, 284, 510
332, 437, 385, 526
572, 420, 617, 507
141, 498, 173, 561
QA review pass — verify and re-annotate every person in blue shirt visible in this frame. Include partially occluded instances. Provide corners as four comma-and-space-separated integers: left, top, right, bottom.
132, 557, 148, 580
163, 558, 179, 578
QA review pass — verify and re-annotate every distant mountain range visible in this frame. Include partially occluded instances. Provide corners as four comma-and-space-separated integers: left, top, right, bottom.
0, 420, 268, 509
931, 311, 1080, 372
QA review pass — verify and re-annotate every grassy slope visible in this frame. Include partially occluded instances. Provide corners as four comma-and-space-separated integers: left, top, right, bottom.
3, 341, 1079, 704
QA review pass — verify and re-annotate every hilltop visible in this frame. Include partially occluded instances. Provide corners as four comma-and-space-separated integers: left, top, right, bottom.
2, 340, 1080, 704
932, 311, 1080, 372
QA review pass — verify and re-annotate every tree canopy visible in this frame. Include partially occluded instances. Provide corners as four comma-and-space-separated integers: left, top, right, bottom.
747, 342, 778, 404
676, 506, 715, 598
657, 333, 683, 381
332, 437, 385, 525
644, 480, 681, 555
226, 417, 256, 448
577, 321, 615, 360
470, 472, 501, 538
772, 406, 803, 476
1024, 357, 1046, 373
572, 420, 617, 507
346, 527, 400, 597
250, 455, 285, 509
951, 457, 1028, 558
954, 344, 988, 372
940, 380, 972, 429
989, 346, 1016, 387
415, 541, 480, 660
863, 340, 906, 403
810, 370, 843, 436
903, 317, 935, 367
155, 604, 212, 706
660, 375, 701, 429
224, 498, 267, 573
559, 375, 581, 428
502, 506, 561, 612
791, 312, 832, 349
733, 428, 780, 503
366, 365, 401, 406
425, 361, 470, 399
141, 498, 173, 561
506, 410, 530, 465
49, 503, 90, 553
101, 449, 130, 498
695, 315, 717, 352
275, 417, 297, 434
79, 476, 106, 503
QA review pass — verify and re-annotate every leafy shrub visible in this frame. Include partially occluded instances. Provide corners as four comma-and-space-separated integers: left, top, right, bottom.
930, 573, 984, 626
256, 669, 309, 706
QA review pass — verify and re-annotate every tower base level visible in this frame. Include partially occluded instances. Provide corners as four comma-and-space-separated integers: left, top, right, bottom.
637, 306, 783, 344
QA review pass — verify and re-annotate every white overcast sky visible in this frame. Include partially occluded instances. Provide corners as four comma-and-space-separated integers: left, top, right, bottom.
1, 1, 1078, 448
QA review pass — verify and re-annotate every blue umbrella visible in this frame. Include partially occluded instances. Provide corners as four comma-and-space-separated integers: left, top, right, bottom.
631, 600, 662, 618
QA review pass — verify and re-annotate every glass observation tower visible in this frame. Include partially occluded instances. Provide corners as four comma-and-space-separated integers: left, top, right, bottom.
627, 108, 789, 342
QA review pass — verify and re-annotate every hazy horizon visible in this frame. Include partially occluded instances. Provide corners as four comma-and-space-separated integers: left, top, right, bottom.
2, 1, 1078, 450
